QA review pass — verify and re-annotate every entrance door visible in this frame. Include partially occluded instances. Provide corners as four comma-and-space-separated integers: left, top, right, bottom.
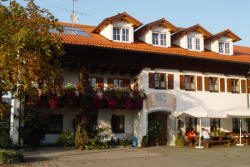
154, 113, 167, 145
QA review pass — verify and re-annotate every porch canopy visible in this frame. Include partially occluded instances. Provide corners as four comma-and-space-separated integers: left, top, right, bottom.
221, 106, 250, 118
177, 105, 227, 148
221, 106, 250, 146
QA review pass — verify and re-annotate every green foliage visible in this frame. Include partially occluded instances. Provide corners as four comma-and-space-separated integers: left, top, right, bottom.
0, 0, 64, 98
20, 104, 50, 147
0, 128, 11, 149
175, 130, 185, 146
57, 130, 74, 147
75, 123, 89, 149
141, 135, 148, 147
148, 119, 160, 145
0, 149, 23, 165
211, 131, 226, 136
107, 138, 131, 148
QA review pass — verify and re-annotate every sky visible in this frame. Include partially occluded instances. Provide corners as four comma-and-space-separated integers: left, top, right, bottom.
10, 0, 250, 47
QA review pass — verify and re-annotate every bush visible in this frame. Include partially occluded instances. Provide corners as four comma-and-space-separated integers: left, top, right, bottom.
175, 130, 185, 146
0, 150, 23, 165
57, 130, 74, 147
141, 135, 148, 147
0, 130, 11, 149
148, 119, 160, 145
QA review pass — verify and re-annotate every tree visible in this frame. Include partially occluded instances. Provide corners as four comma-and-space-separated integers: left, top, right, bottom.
0, 0, 64, 117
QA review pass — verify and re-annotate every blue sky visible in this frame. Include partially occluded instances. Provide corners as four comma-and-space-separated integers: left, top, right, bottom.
13, 0, 250, 47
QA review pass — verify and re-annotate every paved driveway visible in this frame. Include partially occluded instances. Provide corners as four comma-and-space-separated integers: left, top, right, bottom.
10, 146, 250, 167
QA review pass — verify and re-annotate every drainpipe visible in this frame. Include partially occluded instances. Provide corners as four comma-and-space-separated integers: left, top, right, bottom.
247, 78, 249, 108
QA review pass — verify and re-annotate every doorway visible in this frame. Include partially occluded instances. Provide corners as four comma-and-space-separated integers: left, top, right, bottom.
148, 112, 168, 145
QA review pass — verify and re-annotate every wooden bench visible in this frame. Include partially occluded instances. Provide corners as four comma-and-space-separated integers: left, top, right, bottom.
209, 136, 231, 147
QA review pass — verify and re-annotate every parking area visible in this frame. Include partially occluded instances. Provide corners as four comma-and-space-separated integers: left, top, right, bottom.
10, 146, 250, 167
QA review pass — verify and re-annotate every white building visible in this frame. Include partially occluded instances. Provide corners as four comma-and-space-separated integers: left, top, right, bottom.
10, 12, 250, 146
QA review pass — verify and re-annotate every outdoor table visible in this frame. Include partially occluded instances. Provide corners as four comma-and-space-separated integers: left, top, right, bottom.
210, 136, 230, 147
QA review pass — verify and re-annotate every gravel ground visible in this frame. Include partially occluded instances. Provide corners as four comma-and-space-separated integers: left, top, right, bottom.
6, 145, 250, 167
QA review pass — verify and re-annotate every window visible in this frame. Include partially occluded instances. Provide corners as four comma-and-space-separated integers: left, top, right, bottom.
122, 28, 129, 41
113, 27, 120, 41
108, 78, 130, 89
160, 34, 167, 46
209, 77, 219, 92
232, 118, 241, 133
225, 43, 230, 54
154, 73, 166, 89
219, 42, 224, 53
231, 79, 240, 93
219, 42, 230, 54
111, 115, 124, 133
47, 115, 63, 134
185, 117, 197, 132
152, 32, 167, 46
210, 118, 220, 131
187, 37, 201, 51
185, 75, 195, 91
187, 37, 192, 49
89, 77, 104, 89
195, 38, 200, 50
152, 33, 159, 45
113, 27, 129, 42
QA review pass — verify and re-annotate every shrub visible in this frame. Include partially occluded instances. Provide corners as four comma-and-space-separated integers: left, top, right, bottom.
0, 130, 11, 149
0, 150, 23, 165
148, 119, 160, 145
57, 130, 74, 147
175, 130, 185, 146
141, 135, 148, 147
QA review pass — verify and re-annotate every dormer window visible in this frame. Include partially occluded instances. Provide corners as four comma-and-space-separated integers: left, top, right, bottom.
152, 32, 167, 46
219, 42, 230, 54
187, 37, 201, 51
113, 27, 129, 42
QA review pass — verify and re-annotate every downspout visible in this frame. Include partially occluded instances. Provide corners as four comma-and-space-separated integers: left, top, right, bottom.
247, 78, 249, 108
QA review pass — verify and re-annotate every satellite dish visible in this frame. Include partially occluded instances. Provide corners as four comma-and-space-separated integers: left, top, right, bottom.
70, 13, 79, 24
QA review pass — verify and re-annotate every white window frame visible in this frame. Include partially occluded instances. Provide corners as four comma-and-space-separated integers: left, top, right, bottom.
187, 37, 201, 51
113, 27, 129, 42
218, 41, 230, 54
152, 32, 167, 47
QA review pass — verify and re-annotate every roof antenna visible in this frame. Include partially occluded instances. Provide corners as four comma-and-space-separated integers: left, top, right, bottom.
70, 0, 79, 26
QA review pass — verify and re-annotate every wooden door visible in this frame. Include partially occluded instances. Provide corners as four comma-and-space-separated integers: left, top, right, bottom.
155, 113, 167, 145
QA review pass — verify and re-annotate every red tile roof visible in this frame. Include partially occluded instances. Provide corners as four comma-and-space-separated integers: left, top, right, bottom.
205, 29, 241, 42
92, 12, 143, 33
135, 18, 178, 36
57, 22, 250, 64
172, 24, 212, 39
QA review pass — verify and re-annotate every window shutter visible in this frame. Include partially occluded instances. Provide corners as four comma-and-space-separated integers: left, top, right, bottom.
248, 80, 250, 93
241, 80, 246, 93
168, 74, 174, 89
220, 78, 225, 92
108, 78, 113, 88
204, 77, 209, 91
197, 76, 202, 91
123, 79, 131, 89
227, 78, 232, 92
180, 75, 185, 90
96, 78, 104, 89
149, 73, 155, 88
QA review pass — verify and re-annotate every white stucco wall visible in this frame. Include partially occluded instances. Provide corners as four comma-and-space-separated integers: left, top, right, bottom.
100, 21, 134, 43
41, 108, 78, 144
138, 26, 171, 47
41, 69, 249, 145
136, 68, 248, 145
173, 32, 204, 51
97, 109, 138, 141
205, 37, 233, 55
